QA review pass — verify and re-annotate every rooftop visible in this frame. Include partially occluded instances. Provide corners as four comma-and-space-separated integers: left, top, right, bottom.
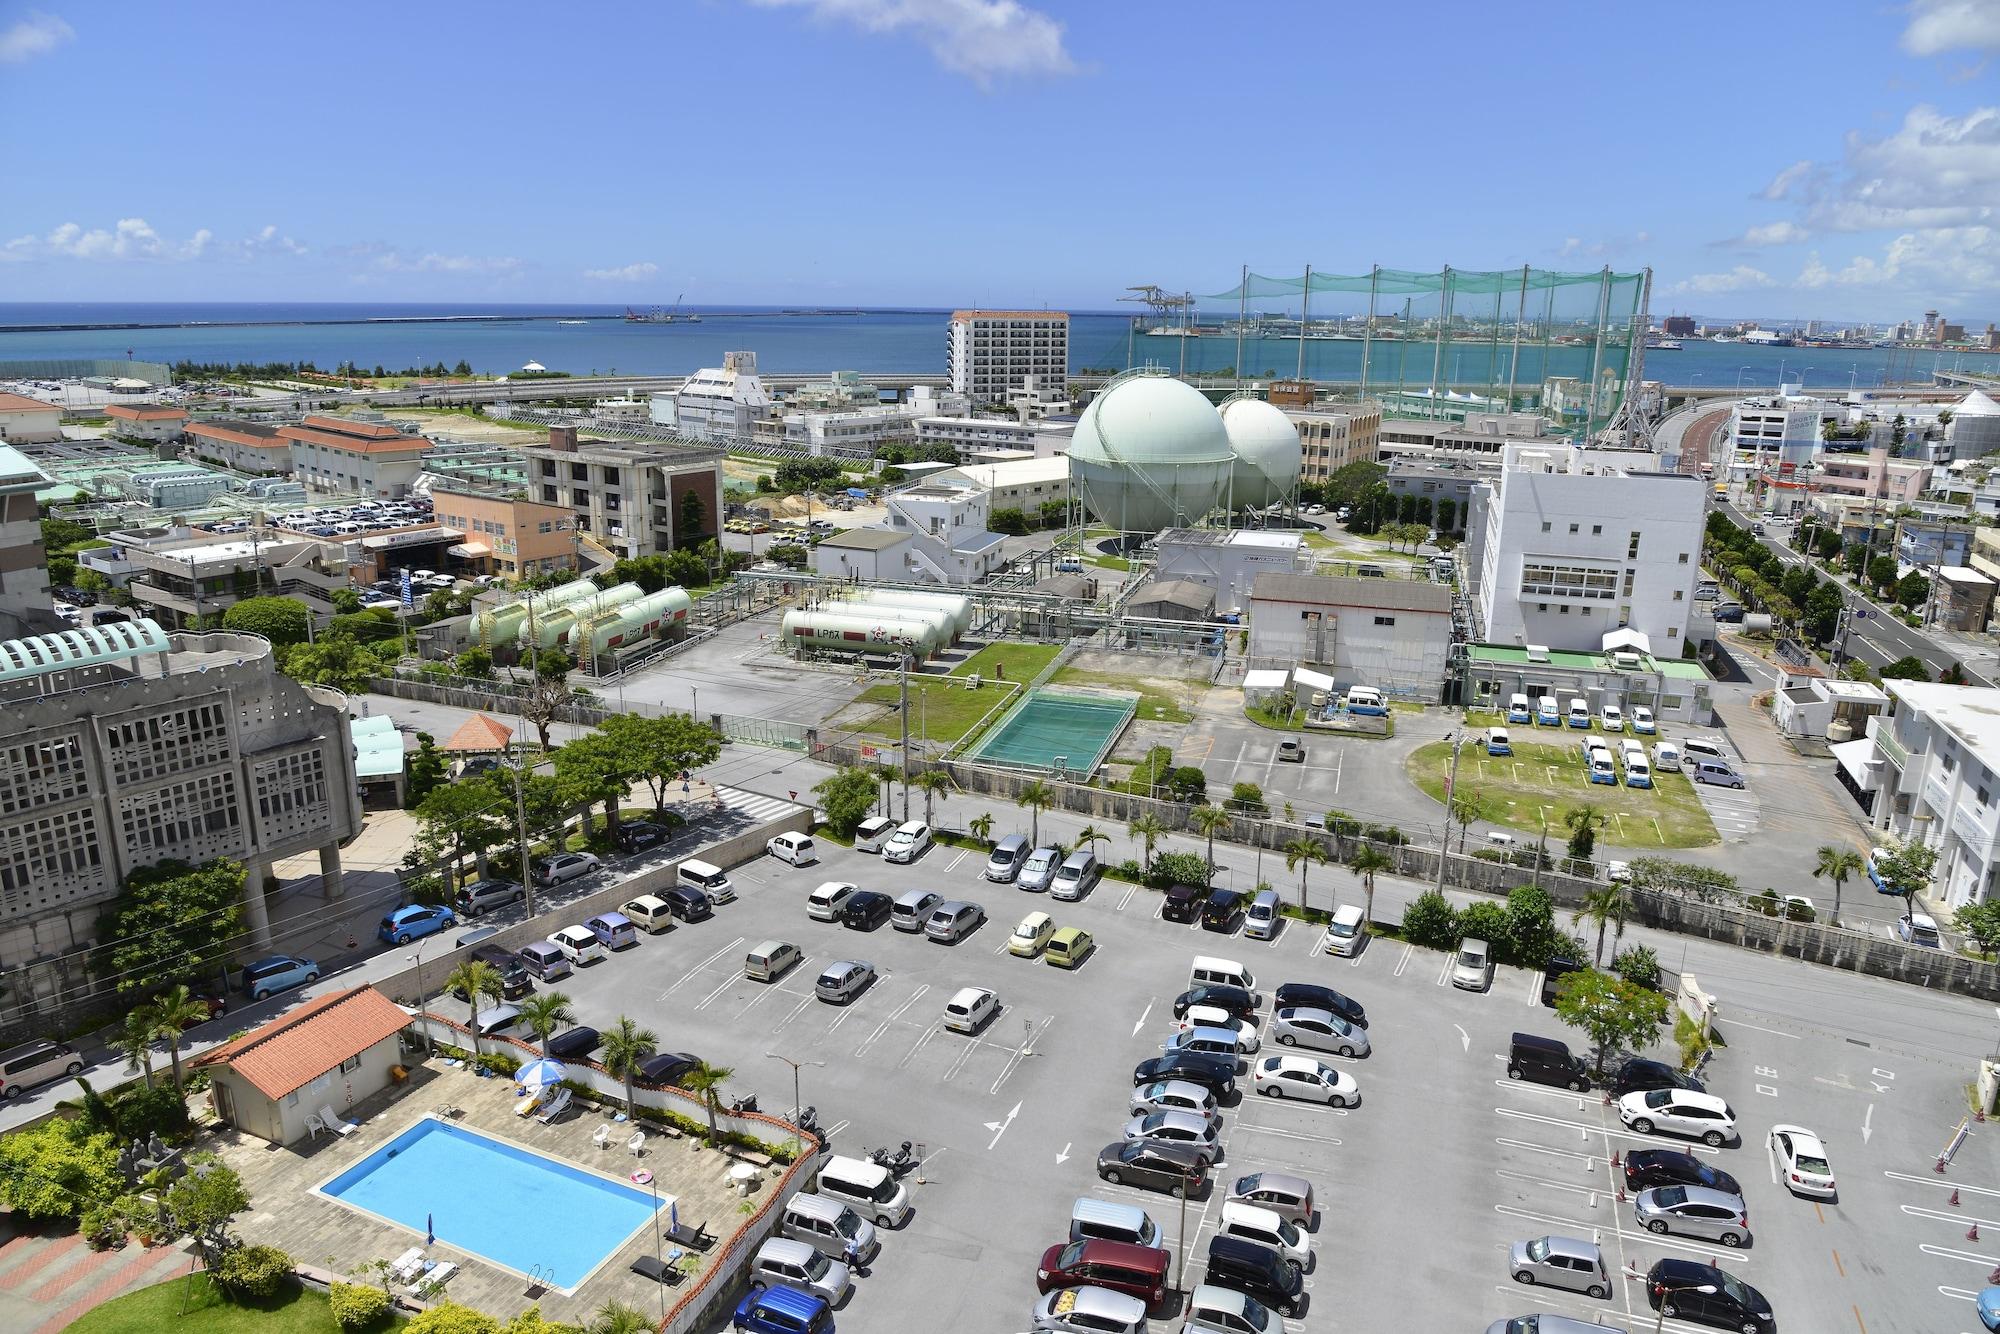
1132, 578, 1216, 613
104, 404, 189, 421
0, 444, 50, 488
951, 310, 1069, 322
0, 391, 58, 413
815, 527, 911, 551
1884, 681, 2000, 772
1251, 571, 1452, 614
280, 422, 429, 455
443, 713, 515, 753
1467, 641, 1709, 680
938, 457, 1072, 487
192, 986, 410, 1100
188, 419, 286, 446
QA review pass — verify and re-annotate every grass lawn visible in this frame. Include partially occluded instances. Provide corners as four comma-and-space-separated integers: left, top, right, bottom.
1405, 736, 1719, 850
69, 1276, 372, 1334
1048, 668, 1195, 723
850, 677, 1019, 744
947, 643, 1060, 682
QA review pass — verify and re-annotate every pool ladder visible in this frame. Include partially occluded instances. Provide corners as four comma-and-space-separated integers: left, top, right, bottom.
525, 1263, 553, 1294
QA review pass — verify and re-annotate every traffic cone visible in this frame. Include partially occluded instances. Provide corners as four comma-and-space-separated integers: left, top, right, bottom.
1610, 1151, 1622, 1169
1989, 1265, 2000, 1285
346, 934, 357, 949
1602, 1092, 1613, 1106
1952, 1188, 1961, 1207
1938, 1157, 1950, 1174
1969, 1222, 1981, 1242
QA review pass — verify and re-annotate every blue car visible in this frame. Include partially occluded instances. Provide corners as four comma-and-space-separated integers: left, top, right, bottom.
734, 1283, 832, 1333
378, 903, 457, 945
1980, 1284, 2000, 1331
241, 955, 319, 1000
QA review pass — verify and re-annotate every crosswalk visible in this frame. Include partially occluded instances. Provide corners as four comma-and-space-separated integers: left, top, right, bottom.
714, 785, 803, 823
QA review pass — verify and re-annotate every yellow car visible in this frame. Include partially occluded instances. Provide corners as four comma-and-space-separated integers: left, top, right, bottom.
1046, 926, 1095, 969
1008, 911, 1055, 958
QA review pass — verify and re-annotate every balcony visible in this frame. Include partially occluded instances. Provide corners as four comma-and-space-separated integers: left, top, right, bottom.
1873, 723, 1909, 771
1952, 800, 2000, 855
1923, 768, 1953, 816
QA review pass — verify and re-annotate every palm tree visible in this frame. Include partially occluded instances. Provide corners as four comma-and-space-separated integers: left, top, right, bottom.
518, 992, 576, 1057
1130, 812, 1169, 867
140, 985, 210, 1094
118, 1010, 157, 1090
1283, 837, 1327, 912
680, 1059, 734, 1147
588, 1300, 652, 1334
1572, 884, 1633, 966
913, 770, 950, 827
1563, 805, 1603, 863
443, 960, 504, 1054
1349, 844, 1392, 931
1189, 805, 1230, 876
1075, 823, 1107, 861
968, 811, 994, 847
1017, 781, 1055, 847
1813, 845, 1865, 926
600, 1016, 658, 1116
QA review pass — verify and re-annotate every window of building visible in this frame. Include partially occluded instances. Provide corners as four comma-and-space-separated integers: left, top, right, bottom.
1592, 525, 1602, 535
1628, 531, 1641, 558
1541, 522, 1551, 533
1520, 563, 1618, 600
1569, 523, 1579, 534
1560, 605, 1571, 614
1678, 552, 1689, 564
1373, 615, 1395, 626
1622, 570, 1636, 596
1673, 589, 1684, 601
339, 1055, 362, 1075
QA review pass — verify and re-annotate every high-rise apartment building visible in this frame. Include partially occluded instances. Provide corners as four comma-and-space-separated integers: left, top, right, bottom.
948, 310, 1069, 403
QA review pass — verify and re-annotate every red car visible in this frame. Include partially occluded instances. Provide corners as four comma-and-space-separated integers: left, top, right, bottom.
1035, 1238, 1170, 1310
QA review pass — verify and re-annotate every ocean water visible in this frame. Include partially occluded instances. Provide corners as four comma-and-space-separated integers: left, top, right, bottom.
0, 302, 1992, 389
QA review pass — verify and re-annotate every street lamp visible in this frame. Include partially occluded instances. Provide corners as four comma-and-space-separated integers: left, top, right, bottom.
411, 936, 440, 1055
1735, 366, 1753, 393
766, 1052, 824, 1153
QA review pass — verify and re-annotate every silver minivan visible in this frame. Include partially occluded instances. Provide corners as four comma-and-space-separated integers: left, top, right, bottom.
750, 1238, 851, 1306
815, 1153, 912, 1226
890, 889, 942, 933
1508, 1234, 1610, 1298
782, 1192, 879, 1263
0, 1041, 84, 1098
1068, 1197, 1160, 1248
1051, 850, 1099, 901
985, 834, 1031, 883
1017, 846, 1061, 892
1243, 889, 1281, 940
853, 817, 897, 854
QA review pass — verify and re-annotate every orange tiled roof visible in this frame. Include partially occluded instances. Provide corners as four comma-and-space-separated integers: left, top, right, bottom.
441, 713, 514, 753
279, 423, 428, 455
0, 392, 58, 413
191, 986, 408, 1100
301, 414, 402, 439
104, 405, 189, 421
188, 421, 288, 449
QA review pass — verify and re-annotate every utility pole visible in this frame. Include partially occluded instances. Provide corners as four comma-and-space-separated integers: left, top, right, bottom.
1436, 732, 1465, 895
513, 759, 533, 918
899, 655, 912, 823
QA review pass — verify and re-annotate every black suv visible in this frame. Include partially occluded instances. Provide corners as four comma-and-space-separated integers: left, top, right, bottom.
1272, 982, 1365, 1028
840, 891, 893, 931
1132, 1052, 1237, 1099
1172, 984, 1257, 1023
545, 1026, 601, 1060
1644, 1258, 1773, 1331
1202, 889, 1246, 932
1162, 884, 1209, 923
665, 886, 713, 922
1623, 1149, 1742, 1198
1611, 1057, 1705, 1100
1204, 1235, 1305, 1317
616, 821, 672, 854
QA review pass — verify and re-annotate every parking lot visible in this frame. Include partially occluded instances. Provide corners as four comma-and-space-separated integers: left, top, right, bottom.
511, 826, 1980, 1333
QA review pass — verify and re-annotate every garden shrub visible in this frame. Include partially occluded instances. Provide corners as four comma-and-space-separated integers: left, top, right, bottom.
1145, 850, 1209, 890
111, 1084, 192, 1142
1456, 901, 1512, 960
1401, 889, 1459, 950
216, 1243, 294, 1300
330, 1282, 392, 1331
1611, 944, 1661, 990
1504, 884, 1562, 970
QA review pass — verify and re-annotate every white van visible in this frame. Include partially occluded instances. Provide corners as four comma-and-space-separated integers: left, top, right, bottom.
1680, 737, 1730, 764
1566, 698, 1590, 729
549, 925, 605, 966
1623, 755, 1653, 788
1506, 693, 1533, 724
1243, 889, 1281, 940
853, 817, 897, 854
1189, 955, 1257, 997
1323, 904, 1366, 956
768, 832, 818, 866
815, 1154, 911, 1227
1653, 742, 1683, 773
1344, 686, 1387, 716
1536, 695, 1560, 726
678, 858, 735, 903
782, 1193, 879, 1264
1068, 1197, 1161, 1248
807, 881, 859, 922
622, 894, 676, 934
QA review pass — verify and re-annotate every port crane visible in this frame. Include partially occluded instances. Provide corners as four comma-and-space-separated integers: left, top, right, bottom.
1119, 285, 1196, 330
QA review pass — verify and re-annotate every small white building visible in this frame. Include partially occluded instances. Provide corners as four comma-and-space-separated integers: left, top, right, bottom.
655, 351, 773, 443
916, 415, 1076, 460
1731, 391, 1836, 466
193, 985, 411, 1145
1158, 529, 1303, 612
1248, 571, 1455, 703
815, 478, 1006, 586
102, 403, 190, 442
0, 391, 63, 444
1465, 441, 1705, 654
1863, 680, 2000, 909
1771, 672, 1890, 740
929, 456, 1072, 518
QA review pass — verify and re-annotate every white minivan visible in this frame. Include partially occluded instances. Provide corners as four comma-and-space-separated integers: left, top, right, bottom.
1323, 904, 1366, 956
768, 831, 818, 866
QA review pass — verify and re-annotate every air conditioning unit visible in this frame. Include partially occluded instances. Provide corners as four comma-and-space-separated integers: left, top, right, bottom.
1613, 651, 1642, 670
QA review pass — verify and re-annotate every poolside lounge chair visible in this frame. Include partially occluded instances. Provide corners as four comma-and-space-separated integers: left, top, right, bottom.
629, 1254, 681, 1286
592, 1124, 611, 1150
388, 1248, 426, 1283
626, 1130, 646, 1157
513, 1086, 545, 1116
534, 1088, 572, 1125
316, 1105, 357, 1137
666, 1216, 711, 1249
413, 1260, 458, 1294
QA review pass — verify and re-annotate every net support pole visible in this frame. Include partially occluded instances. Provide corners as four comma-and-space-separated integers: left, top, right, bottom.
1236, 264, 1247, 389
1428, 265, 1451, 413
1297, 264, 1312, 381
1587, 266, 1611, 437
1506, 264, 1529, 410
1360, 265, 1379, 401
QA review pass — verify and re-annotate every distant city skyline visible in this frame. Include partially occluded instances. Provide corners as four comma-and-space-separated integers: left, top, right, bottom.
1, 1, 1995, 323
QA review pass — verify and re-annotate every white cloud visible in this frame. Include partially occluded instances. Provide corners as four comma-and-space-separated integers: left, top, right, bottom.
1804, 104, 2000, 232
1795, 227, 1997, 295
1760, 159, 1817, 201
750, 0, 1076, 87
371, 251, 521, 274
1669, 266, 1776, 295
582, 261, 659, 282
0, 12, 73, 63
1902, 0, 2000, 56
1718, 221, 1812, 248
1556, 231, 1652, 260
0, 217, 210, 262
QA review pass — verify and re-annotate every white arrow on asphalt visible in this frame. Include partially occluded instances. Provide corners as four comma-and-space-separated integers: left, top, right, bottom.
1862, 1103, 1874, 1145
1454, 1023, 1470, 1053
986, 1101, 1022, 1150
1056, 1142, 1071, 1165
1131, 1001, 1153, 1037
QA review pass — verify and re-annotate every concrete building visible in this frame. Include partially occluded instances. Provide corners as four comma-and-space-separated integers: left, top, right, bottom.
1287, 403, 1383, 482
810, 527, 919, 583
1969, 526, 2000, 587
1156, 529, 1303, 612
1934, 566, 1996, 631
1248, 572, 1455, 703
1375, 412, 1563, 464
0, 621, 362, 1011
1127, 579, 1216, 623
929, 456, 1072, 517
1772, 672, 1890, 740
876, 479, 1006, 585
0, 446, 55, 641
1947, 390, 2000, 458
1730, 394, 1836, 466
1814, 448, 1930, 504
194, 986, 410, 1145
0, 392, 63, 444
1898, 518, 1974, 570
280, 415, 430, 498
1385, 458, 1492, 525
948, 310, 1068, 403
1461, 640, 1714, 726
187, 420, 293, 476
915, 415, 1075, 460
789, 371, 884, 411
1864, 680, 2000, 909
654, 351, 774, 444
1465, 442, 1705, 653
1004, 374, 1070, 421
102, 404, 189, 443
430, 482, 578, 581
765, 387, 965, 458
518, 428, 724, 562
112, 528, 352, 627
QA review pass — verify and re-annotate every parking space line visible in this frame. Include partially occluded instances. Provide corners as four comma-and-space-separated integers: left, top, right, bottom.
736, 968, 809, 1016
944, 849, 969, 873
1909, 1203, 2000, 1229
693, 971, 741, 1012
1392, 942, 1414, 977
1919, 1242, 1999, 1268
1493, 1078, 1603, 1110
770, 993, 814, 1033
1485, 1286, 1712, 1334
992, 1016, 1051, 1094
898, 1025, 941, 1070
1714, 1016, 1801, 1040
940, 1031, 980, 1083
857, 984, 928, 1057
659, 934, 745, 998
1117, 881, 1138, 912
1497, 1136, 1595, 1166
1435, 952, 1453, 986
1525, 970, 1542, 1003
1889, 1171, 2000, 1198
1232, 1123, 1344, 1147
1496, 1167, 1606, 1199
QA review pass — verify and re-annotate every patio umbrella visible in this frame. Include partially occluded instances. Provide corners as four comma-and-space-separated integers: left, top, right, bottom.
516, 1058, 567, 1091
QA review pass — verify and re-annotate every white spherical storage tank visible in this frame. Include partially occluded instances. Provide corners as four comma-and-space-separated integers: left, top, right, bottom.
1070, 370, 1237, 533
1218, 395, 1302, 509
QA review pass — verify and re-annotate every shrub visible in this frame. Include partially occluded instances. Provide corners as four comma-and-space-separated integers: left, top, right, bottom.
111, 1084, 193, 1142
1113, 858, 1144, 883
1365, 824, 1406, 846
1402, 889, 1459, 950
475, 1051, 520, 1077
330, 1282, 392, 1331
1504, 884, 1562, 970
1457, 901, 1512, 960
1146, 850, 1210, 890
1168, 766, 1208, 802
405, 1299, 503, 1334
1229, 782, 1269, 816
216, 1243, 294, 1300
1611, 944, 1661, 990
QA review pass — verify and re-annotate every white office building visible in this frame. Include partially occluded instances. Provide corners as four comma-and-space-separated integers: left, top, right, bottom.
929, 456, 1072, 517
812, 477, 1005, 586
652, 351, 773, 443
1465, 442, 1705, 653
948, 310, 1068, 403
915, 415, 1075, 460
1730, 391, 1836, 466
769, 387, 967, 458
1158, 529, 1303, 612
1862, 680, 2000, 909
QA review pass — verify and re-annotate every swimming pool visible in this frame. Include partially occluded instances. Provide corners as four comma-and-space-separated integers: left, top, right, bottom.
965, 688, 1137, 776
316, 1117, 659, 1291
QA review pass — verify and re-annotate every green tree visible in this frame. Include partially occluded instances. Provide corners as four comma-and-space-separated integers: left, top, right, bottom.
600, 1016, 657, 1115
608, 555, 669, 594
661, 549, 707, 588
1896, 569, 1931, 610
1458, 900, 1512, 958
1168, 766, 1208, 802
281, 628, 377, 690
989, 508, 1030, 536
505, 1307, 582, 1334
0, 1119, 121, 1220
1673, 1009, 1713, 1076
1874, 837, 1940, 909
329, 586, 364, 615
99, 859, 246, 998
160, 1152, 251, 1269
1229, 782, 1269, 816
137, 984, 210, 1094
118, 1010, 158, 1089
968, 811, 994, 846
913, 770, 950, 827
554, 732, 637, 840
1075, 822, 1107, 861
1401, 888, 1458, 950
1449, 790, 1489, 854
1812, 845, 1864, 926
220, 595, 311, 647
1955, 903, 2000, 959
680, 1059, 733, 1147
1436, 497, 1458, 533
588, 1301, 652, 1334
1017, 781, 1056, 848
814, 766, 881, 837
1188, 804, 1230, 876
1878, 655, 1933, 681
1867, 555, 1899, 594
407, 732, 448, 806
406, 1303, 503, 1334
443, 960, 504, 1053
518, 992, 577, 1057
1563, 806, 1602, 863
1505, 884, 1564, 970
1553, 968, 1671, 1074
1572, 884, 1632, 967
414, 777, 510, 882
600, 713, 721, 818
455, 646, 494, 679
1129, 811, 1169, 865
1283, 836, 1326, 911
1348, 843, 1392, 932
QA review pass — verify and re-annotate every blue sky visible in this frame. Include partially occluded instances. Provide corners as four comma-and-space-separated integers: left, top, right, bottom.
1, 0, 1995, 323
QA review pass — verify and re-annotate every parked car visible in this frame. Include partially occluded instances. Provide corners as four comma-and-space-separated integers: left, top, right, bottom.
1251, 1053, 1356, 1106
1172, 985, 1258, 1023
1622, 1148, 1743, 1198
455, 877, 525, 916
1509, 1235, 1609, 1299
985, 834, 1031, 883
1609, 1058, 1705, 1099
1034, 1238, 1170, 1308
0, 1041, 85, 1099
814, 960, 876, 1006
1046, 927, 1095, 969
1017, 847, 1062, 892
615, 821, 672, 854
1769, 1123, 1837, 1197
532, 852, 600, 886
1129, 1079, 1218, 1121
1633, 1184, 1751, 1247
545, 1026, 601, 1060
378, 903, 456, 945
1450, 937, 1493, 991
1029, 1286, 1147, 1334
839, 890, 893, 931
636, 1051, 700, 1086
1617, 1089, 1737, 1146
1131, 1052, 1237, 1099
241, 955, 319, 1000
1269, 1007, 1369, 1058
1010, 911, 1057, 957
1642, 1258, 1774, 1331
1225, 1171, 1314, 1228
882, 821, 932, 864
1202, 889, 1247, 932
1096, 1139, 1209, 1198
1271, 982, 1364, 1028
664, 886, 714, 922
1897, 911, 1942, 948
1122, 1110, 1219, 1163
1161, 884, 1209, 923
1276, 739, 1304, 762
923, 900, 985, 943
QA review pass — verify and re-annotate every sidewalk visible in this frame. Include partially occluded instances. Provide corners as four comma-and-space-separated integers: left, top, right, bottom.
0, 1224, 194, 1334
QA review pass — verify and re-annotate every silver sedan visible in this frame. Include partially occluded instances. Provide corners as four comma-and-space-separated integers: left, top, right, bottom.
1268, 1006, 1371, 1058
1632, 1184, 1751, 1247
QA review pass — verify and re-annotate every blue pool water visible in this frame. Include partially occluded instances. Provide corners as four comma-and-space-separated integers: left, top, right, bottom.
317, 1118, 659, 1289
